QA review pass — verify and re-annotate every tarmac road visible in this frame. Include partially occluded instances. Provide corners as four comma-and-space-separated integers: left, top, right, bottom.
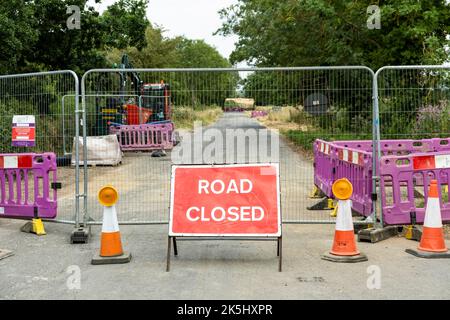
1, 112, 449, 299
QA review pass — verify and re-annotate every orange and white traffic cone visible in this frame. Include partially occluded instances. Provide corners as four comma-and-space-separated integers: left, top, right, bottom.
92, 185, 132, 265
322, 178, 368, 262
406, 180, 450, 258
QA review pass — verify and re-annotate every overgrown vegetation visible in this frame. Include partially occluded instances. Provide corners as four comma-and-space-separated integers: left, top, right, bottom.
172, 106, 223, 129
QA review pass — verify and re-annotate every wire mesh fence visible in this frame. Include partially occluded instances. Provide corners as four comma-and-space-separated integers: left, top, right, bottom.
0, 71, 79, 224
375, 66, 450, 226
80, 67, 375, 225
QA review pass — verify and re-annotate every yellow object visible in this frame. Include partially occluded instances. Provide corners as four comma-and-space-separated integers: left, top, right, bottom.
98, 185, 119, 207
405, 225, 413, 240
330, 202, 338, 217
332, 178, 353, 200
32, 218, 46, 236
101, 109, 119, 114
327, 198, 335, 210
309, 185, 322, 199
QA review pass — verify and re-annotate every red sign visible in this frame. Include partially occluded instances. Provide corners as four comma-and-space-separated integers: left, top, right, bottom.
169, 164, 281, 237
12, 115, 35, 147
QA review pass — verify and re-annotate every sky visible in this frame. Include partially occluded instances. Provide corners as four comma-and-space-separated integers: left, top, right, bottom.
88, 0, 239, 60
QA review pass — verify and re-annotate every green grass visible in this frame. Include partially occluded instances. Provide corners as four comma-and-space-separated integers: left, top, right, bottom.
284, 129, 371, 152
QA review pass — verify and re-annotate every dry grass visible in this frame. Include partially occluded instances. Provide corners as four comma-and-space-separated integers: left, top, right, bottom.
225, 98, 255, 110
172, 106, 223, 129
255, 106, 313, 132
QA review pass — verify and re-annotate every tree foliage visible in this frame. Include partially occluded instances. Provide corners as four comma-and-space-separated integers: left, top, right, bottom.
218, 0, 450, 69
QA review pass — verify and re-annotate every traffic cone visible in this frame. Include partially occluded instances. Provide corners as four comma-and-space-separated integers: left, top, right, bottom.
406, 180, 450, 258
92, 186, 132, 265
322, 178, 368, 262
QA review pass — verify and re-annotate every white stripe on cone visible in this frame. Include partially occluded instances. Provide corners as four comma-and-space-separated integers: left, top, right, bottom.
335, 200, 354, 231
424, 197, 443, 228
101, 205, 120, 233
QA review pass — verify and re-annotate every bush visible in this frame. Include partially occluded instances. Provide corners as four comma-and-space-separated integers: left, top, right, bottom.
414, 101, 450, 137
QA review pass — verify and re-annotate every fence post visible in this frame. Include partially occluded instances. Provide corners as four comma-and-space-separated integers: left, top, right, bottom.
372, 71, 383, 228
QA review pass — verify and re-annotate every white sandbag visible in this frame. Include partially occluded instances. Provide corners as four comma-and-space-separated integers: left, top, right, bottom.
71, 135, 122, 166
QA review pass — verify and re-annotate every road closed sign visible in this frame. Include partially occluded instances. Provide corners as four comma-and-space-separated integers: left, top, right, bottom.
169, 163, 281, 237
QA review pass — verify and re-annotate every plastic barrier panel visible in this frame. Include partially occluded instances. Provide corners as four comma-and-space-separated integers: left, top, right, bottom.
109, 122, 174, 151
0, 153, 57, 219
251, 110, 268, 118
380, 150, 450, 225
314, 137, 450, 225
313, 139, 373, 216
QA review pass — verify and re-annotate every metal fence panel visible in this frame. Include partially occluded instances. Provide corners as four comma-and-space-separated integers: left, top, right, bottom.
375, 66, 450, 226
81, 67, 375, 225
0, 71, 80, 225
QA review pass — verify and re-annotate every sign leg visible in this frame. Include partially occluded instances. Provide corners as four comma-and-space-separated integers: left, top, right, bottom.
277, 238, 280, 257
173, 237, 178, 256
166, 236, 172, 272
278, 237, 282, 272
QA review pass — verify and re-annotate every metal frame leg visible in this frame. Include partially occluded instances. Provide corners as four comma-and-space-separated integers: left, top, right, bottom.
278, 237, 282, 272
166, 236, 172, 272
277, 238, 280, 256
173, 237, 178, 256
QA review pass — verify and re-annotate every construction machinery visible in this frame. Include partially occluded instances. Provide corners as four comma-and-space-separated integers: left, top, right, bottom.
95, 54, 172, 134
94, 55, 175, 153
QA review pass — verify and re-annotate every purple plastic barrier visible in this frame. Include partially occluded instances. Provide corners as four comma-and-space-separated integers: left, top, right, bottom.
380, 149, 450, 225
0, 153, 57, 219
313, 140, 373, 216
314, 137, 450, 224
110, 122, 174, 151
251, 110, 268, 118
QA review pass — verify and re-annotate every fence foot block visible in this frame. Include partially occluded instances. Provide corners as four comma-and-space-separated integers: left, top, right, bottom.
321, 251, 368, 263
70, 226, 91, 244
353, 223, 373, 235
405, 249, 450, 259
151, 150, 167, 157
403, 225, 422, 241
307, 197, 334, 210
20, 219, 46, 236
0, 249, 13, 261
357, 226, 398, 243
309, 185, 326, 199
91, 252, 132, 265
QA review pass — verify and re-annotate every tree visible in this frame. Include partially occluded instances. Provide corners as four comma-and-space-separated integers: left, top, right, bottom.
217, 0, 450, 69
19, 0, 107, 74
102, 0, 150, 51
0, 1, 37, 74
106, 25, 182, 68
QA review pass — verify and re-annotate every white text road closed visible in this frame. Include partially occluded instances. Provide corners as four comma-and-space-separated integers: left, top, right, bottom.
169, 164, 281, 236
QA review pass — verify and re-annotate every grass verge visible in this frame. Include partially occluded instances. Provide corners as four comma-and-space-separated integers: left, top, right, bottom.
172, 106, 223, 129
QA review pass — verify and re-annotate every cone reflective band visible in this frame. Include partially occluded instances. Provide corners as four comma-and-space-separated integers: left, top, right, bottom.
418, 180, 448, 253
332, 178, 353, 200
0, 155, 33, 169
98, 185, 119, 207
